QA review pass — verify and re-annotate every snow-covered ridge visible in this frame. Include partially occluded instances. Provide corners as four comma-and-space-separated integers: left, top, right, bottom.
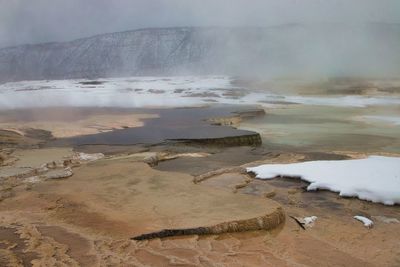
1, 24, 399, 82
247, 156, 400, 205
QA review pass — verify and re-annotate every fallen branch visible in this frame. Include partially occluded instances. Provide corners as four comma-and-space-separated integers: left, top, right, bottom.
289, 215, 306, 230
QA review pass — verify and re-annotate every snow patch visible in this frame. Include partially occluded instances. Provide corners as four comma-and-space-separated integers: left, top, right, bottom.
1, 76, 400, 109
24, 176, 41, 183
354, 216, 374, 228
303, 216, 318, 226
247, 156, 400, 205
0, 76, 235, 109
75, 152, 105, 162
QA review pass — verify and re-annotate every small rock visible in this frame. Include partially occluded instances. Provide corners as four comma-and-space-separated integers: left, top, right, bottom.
264, 190, 276, 198
144, 155, 159, 166
234, 182, 248, 189
46, 161, 57, 169
45, 167, 73, 179
63, 159, 81, 167
38, 164, 49, 173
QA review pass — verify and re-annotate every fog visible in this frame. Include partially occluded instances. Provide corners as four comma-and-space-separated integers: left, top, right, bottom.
0, 0, 399, 80
1, 0, 399, 48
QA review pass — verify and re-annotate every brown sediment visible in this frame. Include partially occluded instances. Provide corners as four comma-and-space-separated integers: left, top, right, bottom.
0, 129, 40, 148
1, 102, 399, 266
0, 148, 104, 203
171, 133, 262, 147
193, 166, 244, 183
0, 146, 399, 266
132, 207, 285, 240
0, 113, 158, 138
192, 152, 303, 184
0, 226, 39, 266
144, 152, 211, 167
0, 152, 284, 241
36, 225, 97, 266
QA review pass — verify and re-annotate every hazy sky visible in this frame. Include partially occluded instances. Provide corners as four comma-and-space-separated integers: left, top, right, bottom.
1, 0, 399, 48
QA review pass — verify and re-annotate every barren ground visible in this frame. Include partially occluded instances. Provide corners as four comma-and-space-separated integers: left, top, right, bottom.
0, 93, 399, 266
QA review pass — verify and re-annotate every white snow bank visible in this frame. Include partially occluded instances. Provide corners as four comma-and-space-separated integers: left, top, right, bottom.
354, 216, 374, 228
247, 156, 400, 205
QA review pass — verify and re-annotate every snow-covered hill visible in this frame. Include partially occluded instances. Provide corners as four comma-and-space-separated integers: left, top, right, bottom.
0, 24, 399, 82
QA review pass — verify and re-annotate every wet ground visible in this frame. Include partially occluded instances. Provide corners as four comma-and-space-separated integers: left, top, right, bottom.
48, 105, 263, 147
241, 104, 400, 154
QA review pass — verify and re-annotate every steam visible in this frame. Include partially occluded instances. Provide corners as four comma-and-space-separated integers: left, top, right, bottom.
0, 0, 399, 79
1, 0, 399, 48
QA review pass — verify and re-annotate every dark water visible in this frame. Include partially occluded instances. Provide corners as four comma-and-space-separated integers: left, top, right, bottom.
49, 105, 262, 146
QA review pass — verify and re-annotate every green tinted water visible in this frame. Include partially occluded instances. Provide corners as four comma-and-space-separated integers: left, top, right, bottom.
240, 104, 400, 153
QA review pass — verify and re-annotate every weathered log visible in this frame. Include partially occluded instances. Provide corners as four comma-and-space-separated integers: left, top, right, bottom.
132, 207, 285, 240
